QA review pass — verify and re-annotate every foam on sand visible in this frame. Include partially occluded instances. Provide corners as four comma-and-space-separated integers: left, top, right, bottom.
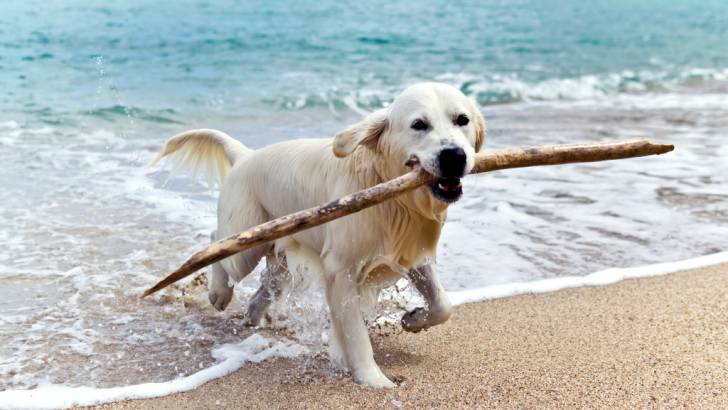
0, 334, 307, 410
448, 251, 728, 306
2, 251, 727, 409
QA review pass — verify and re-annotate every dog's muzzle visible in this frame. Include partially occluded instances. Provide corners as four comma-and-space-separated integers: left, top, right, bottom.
406, 147, 467, 204
430, 147, 466, 203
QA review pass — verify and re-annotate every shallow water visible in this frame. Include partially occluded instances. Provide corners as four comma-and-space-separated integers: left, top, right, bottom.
2, 89, 727, 390
1, 0, 727, 394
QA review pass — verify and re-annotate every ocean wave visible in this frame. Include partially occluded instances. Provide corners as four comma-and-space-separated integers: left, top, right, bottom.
450, 67, 728, 105
267, 67, 728, 113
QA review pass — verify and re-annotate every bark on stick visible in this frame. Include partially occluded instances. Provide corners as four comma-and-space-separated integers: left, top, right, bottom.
142, 138, 673, 297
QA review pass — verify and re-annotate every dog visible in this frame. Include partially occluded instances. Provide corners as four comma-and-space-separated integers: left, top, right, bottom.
150, 82, 485, 387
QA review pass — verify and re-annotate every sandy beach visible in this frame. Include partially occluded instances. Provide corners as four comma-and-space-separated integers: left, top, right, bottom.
92, 262, 728, 409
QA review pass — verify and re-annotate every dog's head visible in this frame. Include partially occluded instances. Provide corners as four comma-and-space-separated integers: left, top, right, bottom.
334, 82, 485, 205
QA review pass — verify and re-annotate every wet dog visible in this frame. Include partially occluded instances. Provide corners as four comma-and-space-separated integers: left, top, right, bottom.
151, 82, 485, 387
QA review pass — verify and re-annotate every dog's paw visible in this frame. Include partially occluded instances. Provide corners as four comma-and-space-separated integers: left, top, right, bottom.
242, 310, 270, 328
401, 307, 427, 333
353, 368, 397, 388
208, 285, 233, 311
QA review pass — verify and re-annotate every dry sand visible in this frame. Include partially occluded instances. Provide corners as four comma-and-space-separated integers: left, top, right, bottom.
97, 263, 728, 409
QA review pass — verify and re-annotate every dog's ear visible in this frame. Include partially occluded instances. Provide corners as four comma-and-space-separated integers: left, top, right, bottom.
333, 109, 389, 157
470, 99, 486, 152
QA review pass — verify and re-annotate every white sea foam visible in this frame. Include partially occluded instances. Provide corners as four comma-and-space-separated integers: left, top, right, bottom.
0, 334, 307, 410
438, 67, 728, 104
448, 251, 728, 305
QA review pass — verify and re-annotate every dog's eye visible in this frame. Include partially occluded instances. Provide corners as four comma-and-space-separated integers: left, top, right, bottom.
411, 119, 429, 131
455, 114, 469, 126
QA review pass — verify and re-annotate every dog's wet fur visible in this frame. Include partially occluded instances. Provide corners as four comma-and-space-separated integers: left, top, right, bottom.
151, 82, 485, 387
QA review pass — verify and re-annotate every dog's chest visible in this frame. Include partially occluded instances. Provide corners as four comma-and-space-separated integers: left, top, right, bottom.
377, 205, 443, 269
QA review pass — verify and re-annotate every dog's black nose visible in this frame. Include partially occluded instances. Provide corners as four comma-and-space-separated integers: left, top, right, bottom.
438, 147, 467, 177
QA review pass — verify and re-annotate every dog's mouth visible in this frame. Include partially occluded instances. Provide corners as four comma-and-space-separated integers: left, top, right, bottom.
430, 177, 463, 203
406, 155, 464, 204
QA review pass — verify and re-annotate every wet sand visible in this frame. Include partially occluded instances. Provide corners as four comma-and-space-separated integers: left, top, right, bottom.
97, 263, 728, 409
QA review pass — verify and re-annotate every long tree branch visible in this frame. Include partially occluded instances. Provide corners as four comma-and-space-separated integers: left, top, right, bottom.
142, 138, 674, 297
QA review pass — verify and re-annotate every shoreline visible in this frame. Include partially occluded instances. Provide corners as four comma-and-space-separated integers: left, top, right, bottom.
93, 260, 728, 409
3, 254, 728, 409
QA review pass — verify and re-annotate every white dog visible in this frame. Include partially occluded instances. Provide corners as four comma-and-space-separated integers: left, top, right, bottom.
151, 82, 485, 387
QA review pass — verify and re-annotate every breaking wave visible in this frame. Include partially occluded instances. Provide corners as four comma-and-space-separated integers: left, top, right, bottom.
266, 67, 728, 113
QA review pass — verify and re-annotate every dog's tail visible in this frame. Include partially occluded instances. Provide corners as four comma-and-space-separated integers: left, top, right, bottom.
148, 129, 252, 187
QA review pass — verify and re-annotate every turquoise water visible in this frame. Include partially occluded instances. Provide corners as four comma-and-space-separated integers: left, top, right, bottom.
2, 0, 728, 394
2, 0, 728, 127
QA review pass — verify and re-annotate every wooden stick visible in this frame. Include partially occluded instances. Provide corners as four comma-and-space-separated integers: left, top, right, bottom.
142, 138, 673, 297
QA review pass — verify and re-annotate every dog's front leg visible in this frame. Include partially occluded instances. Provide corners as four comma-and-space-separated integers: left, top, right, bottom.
324, 258, 395, 388
245, 255, 291, 327
401, 264, 453, 333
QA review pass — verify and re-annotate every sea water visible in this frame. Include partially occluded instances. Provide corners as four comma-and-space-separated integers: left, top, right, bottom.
1, 0, 727, 405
